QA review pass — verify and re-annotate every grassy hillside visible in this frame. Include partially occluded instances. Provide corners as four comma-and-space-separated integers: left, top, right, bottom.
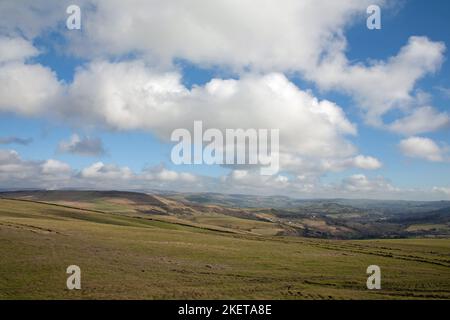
3, 190, 449, 239
1, 197, 449, 299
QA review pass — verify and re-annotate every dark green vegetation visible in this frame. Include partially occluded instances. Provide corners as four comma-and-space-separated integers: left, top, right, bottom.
0, 190, 449, 299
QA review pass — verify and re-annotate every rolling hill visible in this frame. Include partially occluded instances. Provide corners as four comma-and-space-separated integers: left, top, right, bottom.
0, 191, 449, 299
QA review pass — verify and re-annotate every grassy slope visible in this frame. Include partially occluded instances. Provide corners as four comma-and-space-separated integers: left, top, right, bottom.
0, 198, 449, 299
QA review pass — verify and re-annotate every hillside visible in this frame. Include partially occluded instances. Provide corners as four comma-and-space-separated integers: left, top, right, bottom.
0, 193, 449, 299
1, 190, 449, 239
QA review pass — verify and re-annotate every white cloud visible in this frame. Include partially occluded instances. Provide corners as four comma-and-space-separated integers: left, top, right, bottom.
62, 2, 445, 128
0, 55, 384, 177
0, 150, 72, 187
341, 174, 396, 193
389, 106, 450, 135
0, 150, 39, 182
1, 149, 449, 200
0, 0, 448, 195
1, 1, 446, 131
60, 61, 370, 176
0, 37, 61, 116
68, 0, 379, 70
79, 161, 198, 186
399, 136, 447, 162
222, 169, 294, 193
230, 170, 248, 181
0, 1, 66, 39
142, 167, 197, 183
41, 159, 72, 175
0, 37, 39, 63
0, 62, 61, 116
0, 149, 200, 190
219, 171, 405, 199
349, 155, 383, 170
156, 169, 177, 181
432, 187, 450, 196
80, 162, 133, 180
0, 2, 446, 132
310, 36, 446, 125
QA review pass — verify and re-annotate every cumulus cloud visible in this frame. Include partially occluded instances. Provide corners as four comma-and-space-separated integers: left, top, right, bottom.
78, 161, 198, 189
0, 41, 383, 178
64, 2, 445, 128
0, 0, 448, 196
41, 159, 71, 175
1, 0, 378, 72
0, 37, 61, 116
67, 62, 356, 151
0, 62, 61, 116
63, 61, 383, 175
1, 1, 446, 129
399, 136, 447, 162
0, 52, 386, 178
0, 149, 449, 200
58, 134, 106, 157
0, 56, 372, 177
340, 174, 396, 193
66, 0, 378, 69
389, 106, 450, 135
310, 36, 446, 125
0, 37, 39, 63
80, 162, 133, 180
352, 155, 383, 170
219, 172, 396, 199
0, 150, 35, 180
0, 2, 446, 130
0, 0, 67, 39
0, 149, 72, 188
0, 149, 200, 190
142, 166, 197, 183
223, 169, 292, 191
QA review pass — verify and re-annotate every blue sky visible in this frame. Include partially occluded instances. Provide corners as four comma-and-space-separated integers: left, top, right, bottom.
0, 0, 449, 199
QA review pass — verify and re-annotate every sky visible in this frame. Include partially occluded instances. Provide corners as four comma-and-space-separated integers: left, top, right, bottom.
0, 0, 449, 200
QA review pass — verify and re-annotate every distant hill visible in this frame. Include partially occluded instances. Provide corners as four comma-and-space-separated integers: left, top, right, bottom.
1, 190, 449, 239
0, 190, 165, 206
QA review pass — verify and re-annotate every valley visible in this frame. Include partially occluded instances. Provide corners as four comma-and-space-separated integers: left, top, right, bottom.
0, 190, 449, 299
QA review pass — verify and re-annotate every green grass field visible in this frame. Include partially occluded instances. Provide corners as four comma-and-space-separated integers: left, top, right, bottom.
1, 198, 449, 299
